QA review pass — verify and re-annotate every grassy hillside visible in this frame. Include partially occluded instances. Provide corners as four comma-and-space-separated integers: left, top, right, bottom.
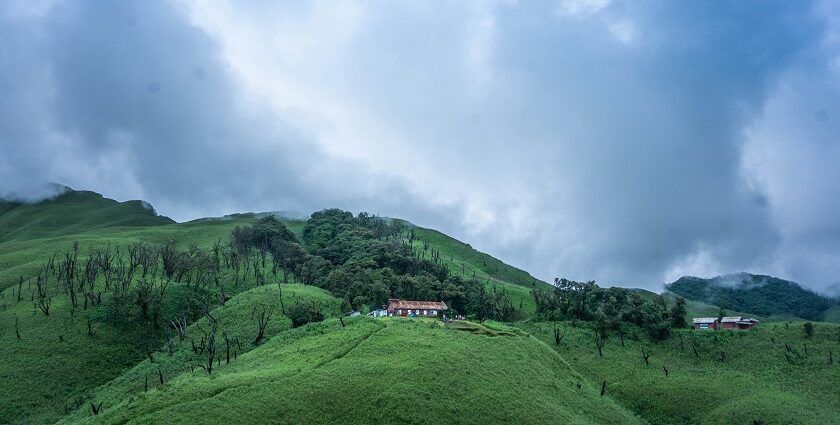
667, 273, 838, 322
518, 320, 840, 425
0, 190, 174, 242
0, 281, 340, 424
0, 190, 551, 424
63, 318, 643, 425
405, 225, 548, 315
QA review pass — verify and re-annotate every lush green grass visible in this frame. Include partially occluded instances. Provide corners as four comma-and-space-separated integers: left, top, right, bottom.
518, 320, 840, 425
53, 284, 341, 425
404, 224, 549, 315
0, 191, 553, 424
63, 318, 642, 424
0, 281, 340, 425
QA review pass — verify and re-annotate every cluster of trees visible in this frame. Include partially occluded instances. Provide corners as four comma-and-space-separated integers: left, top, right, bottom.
667, 274, 836, 321
232, 210, 518, 321
533, 278, 687, 341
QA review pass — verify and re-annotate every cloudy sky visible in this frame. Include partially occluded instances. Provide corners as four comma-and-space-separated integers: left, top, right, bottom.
2, 0, 839, 293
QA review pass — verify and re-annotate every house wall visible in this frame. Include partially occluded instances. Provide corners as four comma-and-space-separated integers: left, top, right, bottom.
694, 322, 719, 330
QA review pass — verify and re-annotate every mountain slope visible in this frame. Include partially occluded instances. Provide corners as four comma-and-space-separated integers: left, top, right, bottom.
518, 320, 840, 425
0, 189, 174, 242
666, 273, 838, 322
0, 189, 551, 423
64, 319, 643, 425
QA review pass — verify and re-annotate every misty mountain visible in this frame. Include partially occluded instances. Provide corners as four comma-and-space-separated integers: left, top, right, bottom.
666, 273, 838, 321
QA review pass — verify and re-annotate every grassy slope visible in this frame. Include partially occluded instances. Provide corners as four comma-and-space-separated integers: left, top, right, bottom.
406, 225, 549, 315
55, 284, 341, 424
0, 191, 548, 423
518, 320, 840, 425
0, 282, 339, 425
66, 318, 642, 425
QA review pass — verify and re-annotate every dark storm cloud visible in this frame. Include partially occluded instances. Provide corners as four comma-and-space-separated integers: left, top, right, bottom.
1, 0, 839, 293
0, 1, 427, 220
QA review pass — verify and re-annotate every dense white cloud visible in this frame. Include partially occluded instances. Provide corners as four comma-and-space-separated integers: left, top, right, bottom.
1, 0, 839, 293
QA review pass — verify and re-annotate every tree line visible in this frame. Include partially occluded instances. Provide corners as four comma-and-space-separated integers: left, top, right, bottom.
233, 210, 518, 321
532, 278, 687, 341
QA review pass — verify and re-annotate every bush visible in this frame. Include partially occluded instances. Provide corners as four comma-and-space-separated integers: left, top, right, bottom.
287, 302, 325, 328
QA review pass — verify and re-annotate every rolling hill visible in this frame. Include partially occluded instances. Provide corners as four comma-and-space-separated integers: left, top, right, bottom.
667, 273, 839, 322
0, 189, 555, 424
3, 189, 839, 425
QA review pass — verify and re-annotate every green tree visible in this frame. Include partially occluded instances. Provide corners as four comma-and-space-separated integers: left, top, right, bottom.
670, 297, 688, 328
803, 322, 814, 338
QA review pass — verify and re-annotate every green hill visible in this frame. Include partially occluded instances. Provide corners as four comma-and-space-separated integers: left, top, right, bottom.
667, 273, 838, 322
0, 190, 553, 424
3, 188, 838, 425
61, 318, 642, 425
519, 320, 840, 424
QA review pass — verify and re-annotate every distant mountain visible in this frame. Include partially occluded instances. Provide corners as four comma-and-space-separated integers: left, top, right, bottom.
666, 273, 838, 322
0, 188, 174, 242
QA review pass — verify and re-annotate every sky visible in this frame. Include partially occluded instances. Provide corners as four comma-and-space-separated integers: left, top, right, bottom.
1, 0, 839, 294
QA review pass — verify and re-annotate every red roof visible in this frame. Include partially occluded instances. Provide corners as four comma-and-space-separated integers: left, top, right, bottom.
387, 299, 447, 311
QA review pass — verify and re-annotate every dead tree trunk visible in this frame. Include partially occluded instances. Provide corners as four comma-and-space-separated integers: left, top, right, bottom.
594, 330, 606, 357
90, 402, 103, 415
554, 327, 564, 346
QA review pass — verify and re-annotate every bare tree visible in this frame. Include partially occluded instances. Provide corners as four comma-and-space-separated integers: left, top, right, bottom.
594, 329, 606, 357
554, 326, 564, 346
35, 267, 52, 316
642, 348, 651, 365
90, 402, 103, 415
170, 317, 188, 340
253, 304, 275, 345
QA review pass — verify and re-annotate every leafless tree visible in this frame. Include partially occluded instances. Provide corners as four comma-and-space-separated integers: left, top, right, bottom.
60, 243, 80, 308
554, 326, 564, 346
16, 276, 23, 302
170, 317, 188, 340
594, 329, 606, 357
90, 402, 103, 415
35, 266, 52, 316
642, 348, 651, 365
253, 304, 275, 345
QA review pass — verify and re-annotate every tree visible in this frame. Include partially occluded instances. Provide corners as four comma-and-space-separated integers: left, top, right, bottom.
286, 301, 324, 328
252, 304, 275, 344
803, 322, 814, 338
670, 297, 688, 328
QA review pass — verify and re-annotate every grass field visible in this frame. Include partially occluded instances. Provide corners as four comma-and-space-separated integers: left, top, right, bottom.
0, 190, 554, 424
518, 320, 840, 425
62, 318, 643, 425
5, 189, 839, 424
405, 224, 548, 315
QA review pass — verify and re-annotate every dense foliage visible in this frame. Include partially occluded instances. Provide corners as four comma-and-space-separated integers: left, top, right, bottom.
532, 278, 685, 340
667, 273, 838, 321
233, 210, 519, 321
